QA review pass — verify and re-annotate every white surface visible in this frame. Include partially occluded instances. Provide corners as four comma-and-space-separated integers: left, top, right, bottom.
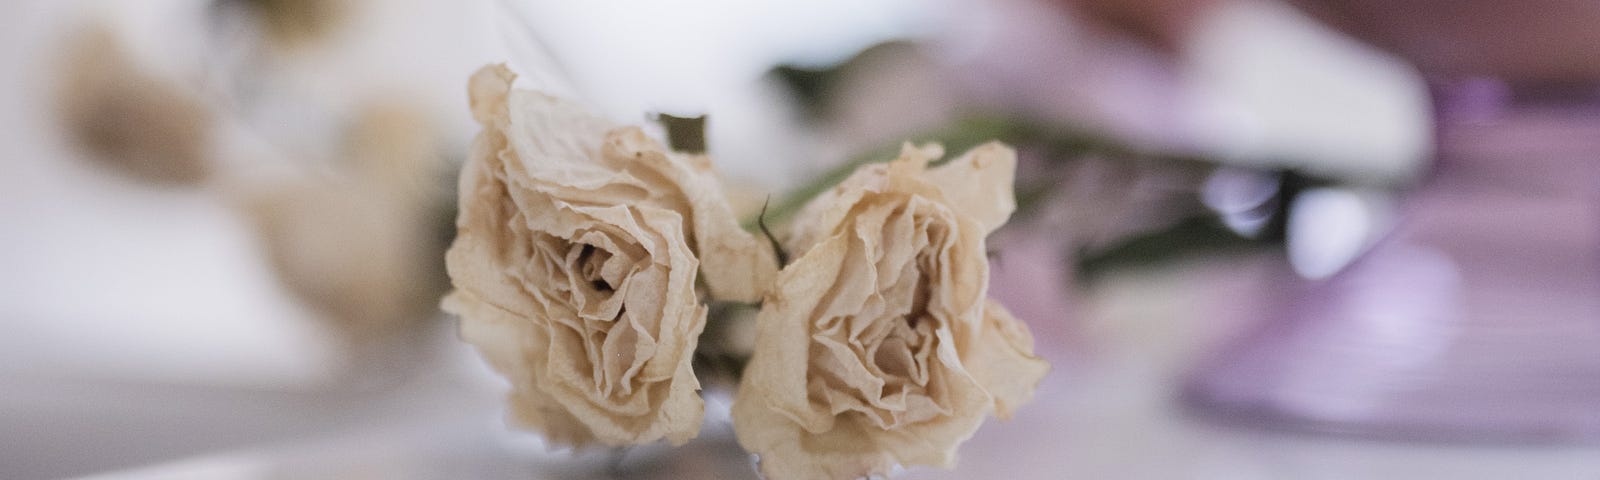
1184, 0, 1433, 183
42, 258, 1600, 480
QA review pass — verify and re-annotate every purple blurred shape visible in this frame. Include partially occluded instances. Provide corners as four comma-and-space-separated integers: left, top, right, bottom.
1184, 79, 1600, 441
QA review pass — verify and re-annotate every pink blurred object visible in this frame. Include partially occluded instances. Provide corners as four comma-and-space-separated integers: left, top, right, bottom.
1282, 0, 1600, 83
938, 0, 1196, 152
1185, 79, 1600, 440
1184, 0, 1600, 442
989, 224, 1085, 361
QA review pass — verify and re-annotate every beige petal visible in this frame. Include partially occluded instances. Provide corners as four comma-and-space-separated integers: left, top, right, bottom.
602, 128, 779, 303
965, 300, 1049, 419
740, 232, 853, 430
448, 289, 600, 446
924, 142, 1017, 234
732, 394, 896, 480
468, 64, 516, 126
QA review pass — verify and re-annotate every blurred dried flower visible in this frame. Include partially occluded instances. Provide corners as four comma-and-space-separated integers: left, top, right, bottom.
56, 25, 214, 186
241, 101, 450, 350
232, 0, 348, 49
243, 180, 444, 341
444, 65, 776, 447
733, 143, 1048, 480
345, 101, 446, 199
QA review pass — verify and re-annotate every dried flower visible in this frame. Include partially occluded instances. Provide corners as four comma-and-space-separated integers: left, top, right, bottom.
733, 143, 1048, 479
57, 25, 213, 186
240, 101, 451, 348
445, 65, 776, 447
242, 179, 444, 344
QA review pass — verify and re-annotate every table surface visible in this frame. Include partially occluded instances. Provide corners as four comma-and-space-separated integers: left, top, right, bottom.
9, 258, 1596, 480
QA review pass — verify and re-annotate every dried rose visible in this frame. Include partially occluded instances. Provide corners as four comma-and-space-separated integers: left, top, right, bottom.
733, 143, 1049, 479
444, 64, 776, 447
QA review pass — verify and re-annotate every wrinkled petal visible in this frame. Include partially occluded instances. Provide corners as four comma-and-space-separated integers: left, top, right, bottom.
964, 300, 1049, 419
602, 129, 779, 302
923, 142, 1017, 234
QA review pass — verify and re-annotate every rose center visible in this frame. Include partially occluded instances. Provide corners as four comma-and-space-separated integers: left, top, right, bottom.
575, 244, 613, 292
906, 270, 931, 328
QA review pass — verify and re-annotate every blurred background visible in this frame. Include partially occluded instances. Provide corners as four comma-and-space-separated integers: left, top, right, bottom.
4, 0, 1599, 478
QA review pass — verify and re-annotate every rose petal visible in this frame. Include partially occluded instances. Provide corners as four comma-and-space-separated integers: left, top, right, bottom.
924, 142, 1018, 234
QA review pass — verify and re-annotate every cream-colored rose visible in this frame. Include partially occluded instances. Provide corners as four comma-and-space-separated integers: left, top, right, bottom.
444, 64, 776, 447
733, 143, 1049, 479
